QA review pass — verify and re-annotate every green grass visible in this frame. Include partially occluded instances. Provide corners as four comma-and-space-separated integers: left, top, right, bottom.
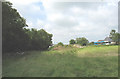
3, 45, 118, 77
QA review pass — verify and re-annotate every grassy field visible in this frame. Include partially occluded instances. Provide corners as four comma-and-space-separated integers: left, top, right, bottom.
3, 45, 118, 77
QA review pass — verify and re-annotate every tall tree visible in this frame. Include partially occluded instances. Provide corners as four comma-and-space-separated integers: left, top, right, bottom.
2, 1, 29, 52
109, 29, 120, 44
109, 29, 116, 39
2, 1, 53, 53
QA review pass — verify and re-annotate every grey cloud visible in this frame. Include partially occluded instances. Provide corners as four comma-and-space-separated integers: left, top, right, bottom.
54, 18, 78, 27
53, 2, 107, 11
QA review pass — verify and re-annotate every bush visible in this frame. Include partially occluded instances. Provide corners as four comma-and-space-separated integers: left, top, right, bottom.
69, 39, 76, 44
57, 42, 64, 46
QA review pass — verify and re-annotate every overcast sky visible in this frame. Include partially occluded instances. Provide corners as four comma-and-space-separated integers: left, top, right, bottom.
7, 0, 118, 44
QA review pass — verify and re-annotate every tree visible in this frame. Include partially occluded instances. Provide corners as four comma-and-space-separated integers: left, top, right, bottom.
76, 37, 89, 46
25, 28, 53, 50
69, 39, 76, 44
109, 29, 120, 44
111, 33, 120, 44
57, 42, 64, 46
2, 1, 29, 52
109, 29, 116, 39
2, 1, 53, 53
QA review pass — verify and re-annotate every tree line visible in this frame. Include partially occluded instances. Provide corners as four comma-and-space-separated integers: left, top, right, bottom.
69, 29, 120, 46
2, 1, 53, 53
69, 37, 89, 46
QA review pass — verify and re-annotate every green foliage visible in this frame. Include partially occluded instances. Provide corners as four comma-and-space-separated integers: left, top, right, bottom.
88, 42, 94, 45
2, 1, 53, 52
109, 29, 116, 38
69, 39, 76, 44
57, 42, 64, 46
76, 37, 89, 46
112, 33, 120, 44
64, 45, 69, 48
25, 28, 53, 50
69, 37, 89, 46
2, 1, 29, 52
109, 29, 120, 44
